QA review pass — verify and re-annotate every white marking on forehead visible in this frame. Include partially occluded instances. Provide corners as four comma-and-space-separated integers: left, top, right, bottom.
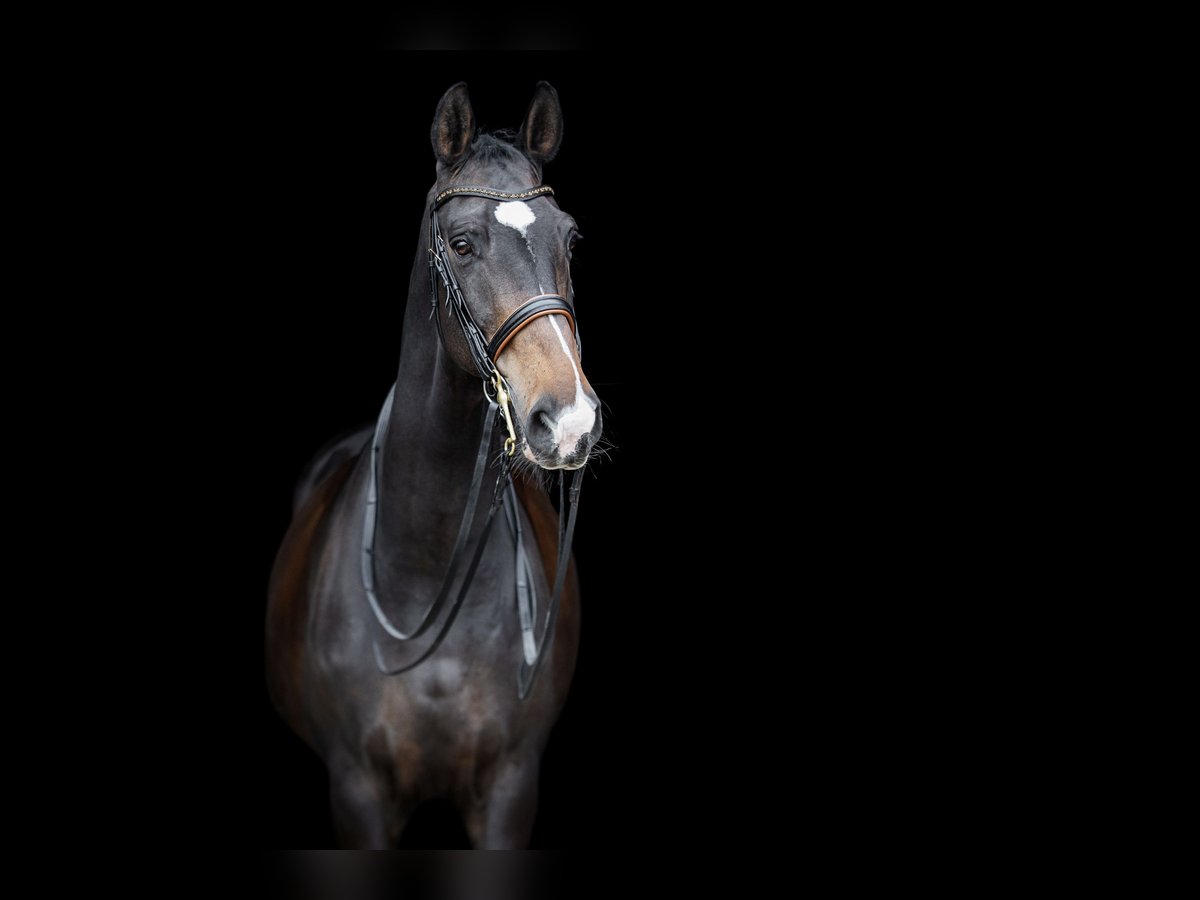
543, 316, 596, 457
494, 201, 536, 237
495, 200, 544, 290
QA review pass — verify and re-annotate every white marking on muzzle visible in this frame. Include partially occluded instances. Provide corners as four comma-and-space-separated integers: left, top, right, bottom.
541, 316, 596, 458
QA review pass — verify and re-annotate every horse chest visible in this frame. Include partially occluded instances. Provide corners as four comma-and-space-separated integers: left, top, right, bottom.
368, 656, 525, 790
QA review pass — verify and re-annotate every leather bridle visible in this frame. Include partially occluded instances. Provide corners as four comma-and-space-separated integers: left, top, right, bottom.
429, 186, 575, 380
361, 184, 583, 699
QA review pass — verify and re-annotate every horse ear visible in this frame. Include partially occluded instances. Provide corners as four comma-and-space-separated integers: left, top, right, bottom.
431, 82, 475, 167
518, 81, 563, 166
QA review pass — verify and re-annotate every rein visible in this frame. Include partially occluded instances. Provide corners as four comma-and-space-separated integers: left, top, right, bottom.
360, 184, 582, 699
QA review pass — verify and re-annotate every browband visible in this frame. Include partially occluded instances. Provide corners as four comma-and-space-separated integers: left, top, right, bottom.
433, 184, 555, 209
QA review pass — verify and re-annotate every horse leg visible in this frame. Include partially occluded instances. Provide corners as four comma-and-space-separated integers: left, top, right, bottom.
462, 754, 540, 849
329, 764, 396, 849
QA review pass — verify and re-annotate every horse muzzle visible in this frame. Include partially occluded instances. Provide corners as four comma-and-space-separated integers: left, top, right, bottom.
522, 397, 602, 470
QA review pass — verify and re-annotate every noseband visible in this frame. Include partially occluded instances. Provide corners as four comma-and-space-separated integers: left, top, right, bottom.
361, 183, 583, 699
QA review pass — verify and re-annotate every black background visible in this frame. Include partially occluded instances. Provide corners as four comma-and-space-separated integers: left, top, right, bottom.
24, 31, 989, 856
159, 56, 761, 847
58, 51, 926, 850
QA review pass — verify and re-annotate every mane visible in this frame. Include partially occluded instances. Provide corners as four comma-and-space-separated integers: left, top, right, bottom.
453, 130, 537, 176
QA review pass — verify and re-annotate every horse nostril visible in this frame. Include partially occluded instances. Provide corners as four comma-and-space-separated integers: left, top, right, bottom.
525, 398, 557, 449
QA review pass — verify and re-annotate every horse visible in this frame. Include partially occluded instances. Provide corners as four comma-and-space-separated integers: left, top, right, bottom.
266, 81, 602, 849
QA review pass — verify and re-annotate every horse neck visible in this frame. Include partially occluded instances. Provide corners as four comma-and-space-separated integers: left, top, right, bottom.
374, 209, 496, 585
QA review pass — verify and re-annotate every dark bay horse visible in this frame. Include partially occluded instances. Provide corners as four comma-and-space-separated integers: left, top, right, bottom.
267, 82, 601, 849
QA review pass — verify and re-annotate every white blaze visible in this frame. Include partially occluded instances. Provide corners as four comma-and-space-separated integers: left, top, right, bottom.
543, 316, 596, 457
494, 200, 536, 236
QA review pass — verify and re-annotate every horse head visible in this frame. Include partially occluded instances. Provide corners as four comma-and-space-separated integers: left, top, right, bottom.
428, 82, 602, 471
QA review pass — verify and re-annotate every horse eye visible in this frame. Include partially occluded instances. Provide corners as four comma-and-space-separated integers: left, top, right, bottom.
452, 239, 472, 257
569, 234, 581, 253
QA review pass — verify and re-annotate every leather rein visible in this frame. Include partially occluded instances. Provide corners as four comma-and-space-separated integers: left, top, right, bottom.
361, 184, 582, 699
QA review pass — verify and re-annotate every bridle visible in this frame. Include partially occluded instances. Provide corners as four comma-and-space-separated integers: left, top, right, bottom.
361, 183, 583, 699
